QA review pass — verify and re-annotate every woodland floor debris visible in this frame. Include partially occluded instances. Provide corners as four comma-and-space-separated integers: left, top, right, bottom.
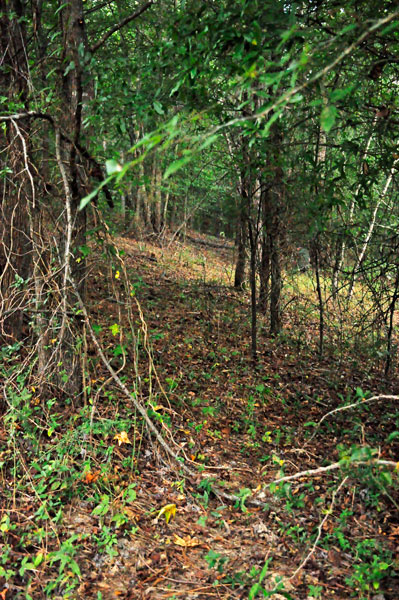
1, 233, 399, 599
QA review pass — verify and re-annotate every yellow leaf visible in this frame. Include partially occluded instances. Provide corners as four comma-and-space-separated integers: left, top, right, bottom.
113, 431, 131, 446
155, 503, 176, 524
115, 270, 120, 279
173, 533, 199, 547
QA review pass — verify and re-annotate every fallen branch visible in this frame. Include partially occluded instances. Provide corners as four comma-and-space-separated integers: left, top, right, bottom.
269, 458, 398, 486
308, 394, 399, 442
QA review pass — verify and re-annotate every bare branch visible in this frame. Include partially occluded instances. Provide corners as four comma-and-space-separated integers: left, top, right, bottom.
0, 112, 114, 208
89, 1, 154, 54
310, 394, 399, 439
269, 458, 398, 486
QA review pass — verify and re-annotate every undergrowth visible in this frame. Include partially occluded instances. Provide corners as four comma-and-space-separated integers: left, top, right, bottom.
1, 234, 399, 599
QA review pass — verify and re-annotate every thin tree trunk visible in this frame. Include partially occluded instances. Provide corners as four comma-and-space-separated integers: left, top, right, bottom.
314, 239, 324, 356
234, 206, 247, 288
348, 158, 398, 299
153, 162, 162, 233
269, 224, 282, 336
0, 2, 32, 342
384, 264, 399, 378
269, 125, 284, 336
248, 220, 257, 361
258, 179, 270, 311
332, 121, 376, 297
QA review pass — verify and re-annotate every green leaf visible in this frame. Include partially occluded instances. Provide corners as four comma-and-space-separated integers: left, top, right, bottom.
92, 495, 110, 517
69, 559, 81, 577
33, 553, 44, 567
78, 245, 90, 258
153, 101, 164, 115
79, 175, 113, 210
64, 61, 75, 76
248, 582, 261, 599
380, 471, 392, 486
387, 431, 399, 442
330, 86, 354, 102
79, 187, 100, 211
110, 323, 120, 336
381, 21, 399, 35
198, 134, 219, 151
164, 155, 192, 179
105, 159, 121, 175
320, 105, 337, 132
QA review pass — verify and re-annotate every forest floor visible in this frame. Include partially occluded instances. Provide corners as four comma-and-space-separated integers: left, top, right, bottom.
1, 230, 399, 600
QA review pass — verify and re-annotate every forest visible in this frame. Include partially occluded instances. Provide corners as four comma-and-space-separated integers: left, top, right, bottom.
1, 0, 399, 598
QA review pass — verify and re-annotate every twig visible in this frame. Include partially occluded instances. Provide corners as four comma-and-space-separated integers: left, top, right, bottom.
290, 476, 348, 579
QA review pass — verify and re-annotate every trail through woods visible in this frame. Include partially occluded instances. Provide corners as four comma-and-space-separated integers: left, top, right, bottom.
1, 232, 399, 599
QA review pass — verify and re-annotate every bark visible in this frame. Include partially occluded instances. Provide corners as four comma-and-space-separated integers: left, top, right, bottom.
49, 0, 89, 398
0, 2, 32, 342
153, 163, 163, 233
234, 205, 247, 288
313, 239, 324, 356
258, 180, 271, 311
384, 264, 399, 378
268, 125, 284, 336
248, 219, 257, 360
138, 160, 151, 229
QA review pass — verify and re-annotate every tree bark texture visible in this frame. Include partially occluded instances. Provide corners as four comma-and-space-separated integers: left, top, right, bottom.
0, 2, 32, 342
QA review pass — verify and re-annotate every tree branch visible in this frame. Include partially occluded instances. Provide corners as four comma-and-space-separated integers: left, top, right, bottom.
0, 112, 114, 208
89, 1, 154, 54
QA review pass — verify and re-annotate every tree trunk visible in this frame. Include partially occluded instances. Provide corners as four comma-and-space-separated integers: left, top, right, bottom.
234, 204, 247, 288
52, 0, 89, 398
258, 179, 271, 311
268, 125, 284, 336
0, 2, 32, 343
153, 162, 162, 233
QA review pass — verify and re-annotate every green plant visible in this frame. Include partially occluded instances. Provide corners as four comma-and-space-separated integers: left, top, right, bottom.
45, 534, 84, 595
307, 584, 323, 599
204, 549, 229, 573
197, 477, 217, 507
345, 538, 394, 596
248, 558, 294, 599
234, 488, 251, 512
